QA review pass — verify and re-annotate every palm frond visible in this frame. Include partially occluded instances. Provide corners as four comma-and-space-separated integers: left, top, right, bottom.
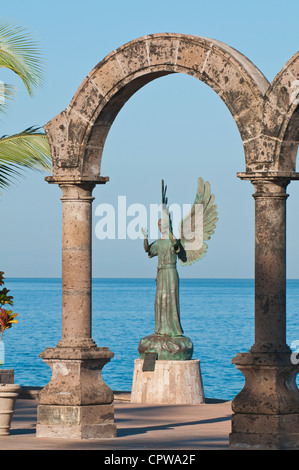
0, 163, 20, 189
0, 21, 45, 97
0, 126, 52, 190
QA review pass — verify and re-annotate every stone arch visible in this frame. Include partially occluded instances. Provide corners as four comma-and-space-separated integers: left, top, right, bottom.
44, 33, 270, 180
38, 34, 299, 449
263, 51, 299, 172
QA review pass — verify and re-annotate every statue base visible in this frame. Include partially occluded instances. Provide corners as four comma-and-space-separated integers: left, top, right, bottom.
131, 359, 205, 404
138, 334, 193, 361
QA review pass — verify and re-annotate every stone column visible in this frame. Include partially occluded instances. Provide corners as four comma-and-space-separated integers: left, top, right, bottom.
36, 177, 116, 440
59, 183, 96, 348
251, 176, 289, 354
229, 173, 299, 450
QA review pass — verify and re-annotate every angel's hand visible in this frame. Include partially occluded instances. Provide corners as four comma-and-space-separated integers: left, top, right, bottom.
141, 227, 148, 238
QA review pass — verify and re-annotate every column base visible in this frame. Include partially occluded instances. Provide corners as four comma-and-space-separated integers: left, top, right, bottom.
0, 370, 14, 384
38, 347, 114, 406
36, 404, 116, 439
56, 337, 97, 349
229, 413, 299, 450
37, 346, 116, 439
131, 359, 205, 404
229, 351, 299, 450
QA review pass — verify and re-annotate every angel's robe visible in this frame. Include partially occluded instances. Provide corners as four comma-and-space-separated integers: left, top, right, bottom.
148, 238, 184, 337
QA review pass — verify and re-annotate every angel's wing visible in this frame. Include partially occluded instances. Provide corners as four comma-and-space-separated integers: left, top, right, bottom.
178, 177, 218, 266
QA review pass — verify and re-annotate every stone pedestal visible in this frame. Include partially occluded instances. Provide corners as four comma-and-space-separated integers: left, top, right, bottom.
131, 359, 205, 404
0, 370, 14, 384
37, 403, 115, 439
229, 352, 299, 450
36, 347, 116, 439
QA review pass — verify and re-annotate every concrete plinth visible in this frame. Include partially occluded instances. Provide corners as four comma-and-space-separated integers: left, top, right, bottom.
131, 359, 205, 404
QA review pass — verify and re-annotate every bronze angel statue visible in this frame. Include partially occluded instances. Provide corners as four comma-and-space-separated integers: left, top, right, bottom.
139, 177, 218, 361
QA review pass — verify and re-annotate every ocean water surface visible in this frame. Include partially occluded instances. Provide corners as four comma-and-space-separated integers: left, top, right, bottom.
2, 278, 299, 401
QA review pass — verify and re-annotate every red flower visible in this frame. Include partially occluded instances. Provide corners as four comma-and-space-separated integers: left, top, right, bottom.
0, 307, 18, 340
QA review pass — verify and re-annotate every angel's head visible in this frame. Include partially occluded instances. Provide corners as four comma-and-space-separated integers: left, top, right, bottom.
158, 218, 169, 238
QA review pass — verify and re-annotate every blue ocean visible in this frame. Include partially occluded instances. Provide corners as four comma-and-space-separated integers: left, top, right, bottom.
2, 278, 299, 401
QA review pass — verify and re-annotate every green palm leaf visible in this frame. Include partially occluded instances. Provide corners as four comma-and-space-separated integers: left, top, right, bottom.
0, 126, 51, 189
0, 21, 44, 97
0, 21, 52, 192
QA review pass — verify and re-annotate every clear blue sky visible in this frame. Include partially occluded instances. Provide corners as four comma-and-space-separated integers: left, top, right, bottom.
1, 0, 299, 278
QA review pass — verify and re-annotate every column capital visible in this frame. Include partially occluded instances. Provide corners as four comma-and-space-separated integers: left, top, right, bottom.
237, 171, 299, 182
45, 175, 109, 184
237, 171, 297, 199
45, 175, 109, 201
59, 183, 95, 203
45, 174, 109, 186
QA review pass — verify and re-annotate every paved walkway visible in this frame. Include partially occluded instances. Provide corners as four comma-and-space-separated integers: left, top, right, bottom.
0, 391, 231, 450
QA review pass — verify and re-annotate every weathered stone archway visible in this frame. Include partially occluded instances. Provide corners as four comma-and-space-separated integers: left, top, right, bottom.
45, 33, 269, 178
36, 34, 299, 449
263, 51, 299, 172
